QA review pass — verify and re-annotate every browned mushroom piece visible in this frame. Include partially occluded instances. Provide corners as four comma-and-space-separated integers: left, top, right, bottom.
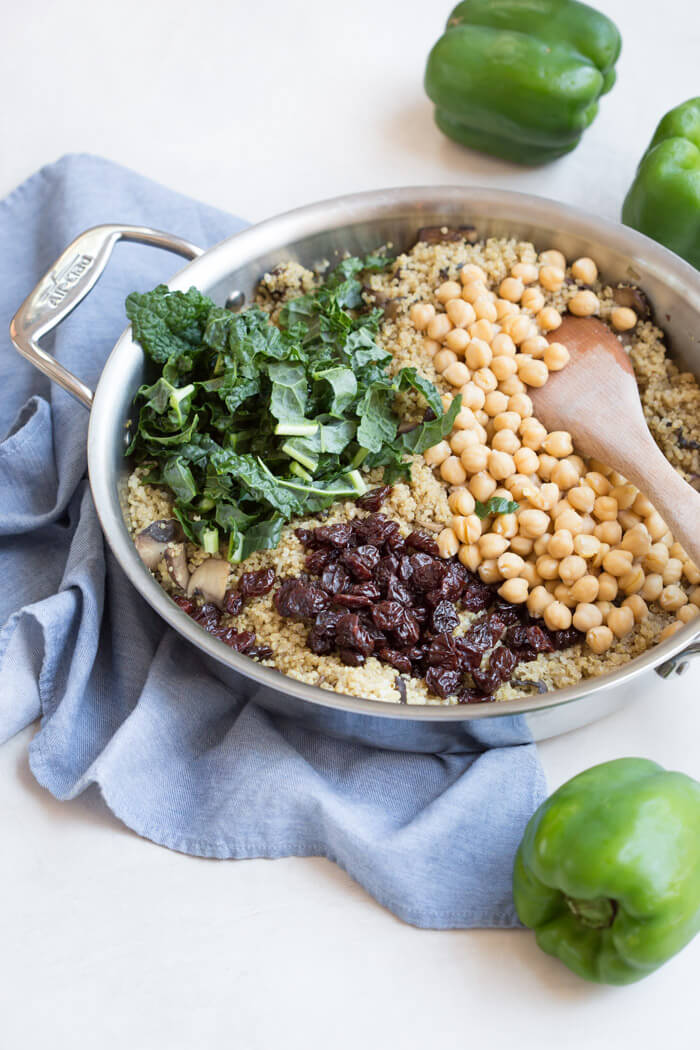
134, 519, 184, 570
363, 287, 405, 321
612, 285, 652, 321
165, 544, 190, 590
513, 679, 549, 694
187, 558, 231, 608
417, 225, 478, 244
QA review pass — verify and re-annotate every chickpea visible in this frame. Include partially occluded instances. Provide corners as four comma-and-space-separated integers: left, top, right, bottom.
535, 456, 556, 484
669, 542, 687, 561
595, 573, 618, 602
551, 461, 580, 491
539, 265, 565, 292
444, 327, 470, 355
513, 447, 539, 475
589, 459, 612, 476
662, 558, 684, 585
493, 412, 522, 434
619, 565, 645, 594
607, 606, 635, 639
498, 552, 525, 579
643, 542, 669, 573
499, 276, 524, 302
423, 338, 441, 358
510, 535, 534, 557
458, 543, 482, 572
471, 300, 497, 327
539, 249, 567, 270
495, 298, 520, 320
568, 485, 595, 514
659, 584, 688, 611
492, 355, 518, 381
434, 348, 458, 374
461, 280, 488, 304
684, 561, 700, 585
571, 574, 600, 603
658, 621, 684, 642
410, 302, 435, 330
511, 262, 539, 285
536, 306, 562, 332
437, 528, 459, 558
483, 391, 509, 417
587, 625, 614, 654
498, 577, 529, 603
436, 280, 461, 303
618, 509, 642, 532
611, 306, 637, 331
533, 482, 560, 512
544, 601, 572, 631
451, 514, 479, 544
678, 604, 700, 624
536, 555, 560, 580
633, 492, 654, 516
440, 456, 467, 486
554, 584, 578, 609
475, 410, 489, 427
470, 472, 497, 502
567, 455, 586, 476
478, 559, 502, 584
521, 288, 545, 313
533, 534, 551, 557
547, 530, 573, 559
568, 289, 599, 316
559, 554, 587, 586
443, 361, 471, 388
448, 488, 476, 516
570, 257, 598, 284
622, 595, 648, 623
527, 585, 554, 618
645, 510, 668, 541
573, 533, 601, 559
473, 367, 498, 392
476, 532, 509, 560
619, 524, 651, 559
585, 471, 611, 496
542, 431, 573, 458
492, 429, 521, 454
499, 375, 526, 396
446, 298, 476, 328
554, 507, 584, 535
595, 600, 613, 620
692, 586, 700, 606
487, 450, 516, 481
517, 357, 549, 387
506, 393, 532, 418
470, 317, 497, 342
518, 508, 551, 538
427, 314, 453, 341
459, 264, 486, 285
451, 406, 478, 432
493, 512, 519, 538
593, 496, 619, 522
542, 341, 570, 372
520, 419, 548, 450
610, 484, 638, 511
441, 393, 454, 412
490, 333, 516, 359
640, 573, 664, 602
460, 382, 486, 412
594, 520, 622, 545
602, 548, 634, 576
591, 543, 610, 569
460, 446, 489, 474
521, 335, 549, 358
573, 603, 603, 631
424, 441, 451, 466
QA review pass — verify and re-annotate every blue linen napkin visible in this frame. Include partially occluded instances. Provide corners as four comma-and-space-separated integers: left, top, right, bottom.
0, 155, 546, 928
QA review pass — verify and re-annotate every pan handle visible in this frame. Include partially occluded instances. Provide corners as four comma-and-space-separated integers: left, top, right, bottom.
655, 637, 700, 679
9, 224, 203, 409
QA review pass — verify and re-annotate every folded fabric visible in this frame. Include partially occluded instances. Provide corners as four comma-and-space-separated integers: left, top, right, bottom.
0, 155, 546, 928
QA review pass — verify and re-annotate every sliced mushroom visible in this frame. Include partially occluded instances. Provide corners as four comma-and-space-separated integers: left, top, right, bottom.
165, 544, 190, 590
187, 558, 231, 609
418, 224, 478, 244
134, 519, 184, 570
513, 678, 549, 694
612, 285, 652, 321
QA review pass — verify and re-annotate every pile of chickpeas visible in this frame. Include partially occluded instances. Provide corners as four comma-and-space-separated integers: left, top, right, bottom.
410, 250, 700, 655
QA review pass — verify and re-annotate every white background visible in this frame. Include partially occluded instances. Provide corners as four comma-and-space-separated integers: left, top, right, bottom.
1, 1, 699, 1047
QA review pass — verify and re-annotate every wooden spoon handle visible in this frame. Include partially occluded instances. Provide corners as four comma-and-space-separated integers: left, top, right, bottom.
605, 440, 700, 566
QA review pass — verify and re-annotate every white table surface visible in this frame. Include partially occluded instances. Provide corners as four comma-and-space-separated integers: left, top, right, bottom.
1, 1, 699, 1047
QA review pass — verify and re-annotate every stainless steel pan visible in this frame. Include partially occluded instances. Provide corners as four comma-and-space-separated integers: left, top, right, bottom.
9, 187, 700, 751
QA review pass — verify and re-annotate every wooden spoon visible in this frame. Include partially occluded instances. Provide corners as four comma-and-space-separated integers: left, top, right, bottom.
529, 315, 700, 565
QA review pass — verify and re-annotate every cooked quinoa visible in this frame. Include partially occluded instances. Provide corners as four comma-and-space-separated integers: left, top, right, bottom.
127, 235, 700, 706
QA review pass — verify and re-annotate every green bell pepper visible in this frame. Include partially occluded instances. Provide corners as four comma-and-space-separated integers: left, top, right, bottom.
622, 97, 700, 269
424, 0, 621, 165
513, 758, 700, 984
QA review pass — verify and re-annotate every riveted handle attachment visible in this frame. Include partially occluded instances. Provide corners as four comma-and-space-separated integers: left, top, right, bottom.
9, 224, 203, 409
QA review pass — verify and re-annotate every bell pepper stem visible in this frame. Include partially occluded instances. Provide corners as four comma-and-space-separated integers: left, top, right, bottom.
565, 895, 617, 929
